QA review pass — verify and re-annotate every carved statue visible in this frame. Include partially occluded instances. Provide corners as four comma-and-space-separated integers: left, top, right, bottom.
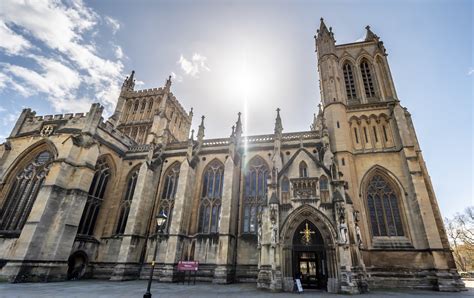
271, 224, 278, 244
339, 221, 348, 244
355, 223, 363, 248
257, 212, 262, 247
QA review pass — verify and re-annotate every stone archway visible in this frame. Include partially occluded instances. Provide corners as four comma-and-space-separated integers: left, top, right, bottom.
279, 205, 339, 292
67, 251, 88, 280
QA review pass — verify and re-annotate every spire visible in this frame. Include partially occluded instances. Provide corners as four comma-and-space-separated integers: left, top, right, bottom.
189, 107, 194, 118
274, 108, 283, 137
122, 70, 135, 91
315, 17, 336, 55
165, 75, 172, 91
235, 112, 242, 138
311, 103, 327, 132
364, 25, 379, 42
197, 115, 205, 142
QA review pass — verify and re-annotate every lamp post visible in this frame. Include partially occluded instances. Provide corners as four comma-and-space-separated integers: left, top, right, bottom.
144, 211, 168, 298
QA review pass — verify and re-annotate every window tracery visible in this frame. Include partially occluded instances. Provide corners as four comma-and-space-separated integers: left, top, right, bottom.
78, 157, 111, 236
343, 62, 357, 100
243, 156, 268, 234
0, 150, 52, 232
115, 167, 139, 235
198, 160, 224, 234
366, 174, 404, 237
360, 60, 376, 98
158, 162, 180, 232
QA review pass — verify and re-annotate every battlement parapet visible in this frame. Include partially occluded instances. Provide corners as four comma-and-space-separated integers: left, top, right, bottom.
27, 112, 86, 122
98, 121, 135, 147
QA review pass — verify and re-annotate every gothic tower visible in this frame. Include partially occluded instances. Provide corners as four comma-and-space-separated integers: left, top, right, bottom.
315, 18, 463, 291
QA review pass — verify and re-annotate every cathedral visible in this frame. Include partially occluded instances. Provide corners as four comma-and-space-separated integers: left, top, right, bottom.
0, 19, 465, 293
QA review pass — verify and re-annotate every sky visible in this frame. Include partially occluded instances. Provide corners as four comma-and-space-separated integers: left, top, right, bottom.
0, 0, 472, 217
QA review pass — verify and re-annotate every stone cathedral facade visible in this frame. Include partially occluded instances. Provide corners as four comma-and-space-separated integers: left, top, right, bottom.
0, 19, 465, 293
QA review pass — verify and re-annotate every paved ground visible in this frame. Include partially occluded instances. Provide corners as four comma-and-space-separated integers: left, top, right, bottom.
0, 279, 472, 297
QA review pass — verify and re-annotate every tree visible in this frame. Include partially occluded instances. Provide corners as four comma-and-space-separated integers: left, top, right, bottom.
445, 206, 474, 272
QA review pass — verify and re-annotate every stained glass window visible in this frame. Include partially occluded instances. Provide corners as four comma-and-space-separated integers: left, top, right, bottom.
242, 156, 268, 234
198, 160, 223, 234
158, 162, 180, 232
367, 174, 404, 237
115, 167, 139, 235
0, 151, 52, 232
78, 157, 111, 236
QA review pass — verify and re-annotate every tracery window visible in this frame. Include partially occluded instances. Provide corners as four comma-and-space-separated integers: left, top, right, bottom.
243, 156, 268, 234
158, 162, 180, 232
299, 161, 308, 178
366, 174, 404, 237
115, 167, 140, 235
198, 160, 224, 234
360, 60, 375, 98
319, 175, 329, 203
78, 157, 111, 236
343, 62, 357, 100
0, 150, 52, 232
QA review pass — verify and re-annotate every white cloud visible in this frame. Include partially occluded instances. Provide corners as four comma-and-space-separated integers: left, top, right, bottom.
178, 53, 210, 77
0, 21, 32, 54
105, 16, 120, 34
171, 71, 183, 83
468, 68, 474, 76
0, 106, 6, 112
0, 0, 125, 113
114, 45, 124, 59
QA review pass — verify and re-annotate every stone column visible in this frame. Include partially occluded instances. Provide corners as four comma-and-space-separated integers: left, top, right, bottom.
0, 137, 100, 282
110, 161, 161, 280
160, 159, 195, 282
213, 155, 240, 283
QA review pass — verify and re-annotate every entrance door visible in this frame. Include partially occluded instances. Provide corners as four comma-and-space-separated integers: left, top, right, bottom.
292, 220, 328, 290
297, 252, 318, 288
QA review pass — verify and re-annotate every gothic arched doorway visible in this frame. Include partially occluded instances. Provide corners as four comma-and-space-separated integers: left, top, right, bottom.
292, 220, 327, 289
280, 206, 338, 292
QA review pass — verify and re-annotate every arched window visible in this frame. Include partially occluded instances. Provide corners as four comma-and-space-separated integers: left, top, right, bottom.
198, 160, 224, 234
158, 162, 180, 232
360, 60, 375, 98
319, 175, 329, 203
343, 62, 357, 100
115, 167, 140, 235
281, 176, 290, 204
0, 150, 52, 232
366, 174, 404, 237
299, 161, 308, 178
243, 156, 268, 234
78, 157, 111, 236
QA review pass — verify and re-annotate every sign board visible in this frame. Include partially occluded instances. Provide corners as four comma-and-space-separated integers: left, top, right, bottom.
295, 278, 304, 293
177, 261, 199, 271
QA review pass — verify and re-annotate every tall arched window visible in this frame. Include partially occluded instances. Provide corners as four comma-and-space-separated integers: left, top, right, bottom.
78, 157, 111, 236
0, 150, 52, 232
158, 162, 180, 232
198, 160, 224, 234
319, 175, 329, 203
243, 156, 268, 234
360, 59, 375, 98
343, 62, 357, 100
281, 176, 290, 204
299, 161, 308, 178
366, 174, 404, 237
115, 166, 140, 235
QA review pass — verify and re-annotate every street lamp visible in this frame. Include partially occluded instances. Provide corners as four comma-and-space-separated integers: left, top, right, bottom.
144, 211, 168, 298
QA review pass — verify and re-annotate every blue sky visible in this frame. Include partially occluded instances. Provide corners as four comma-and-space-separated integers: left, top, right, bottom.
0, 0, 472, 217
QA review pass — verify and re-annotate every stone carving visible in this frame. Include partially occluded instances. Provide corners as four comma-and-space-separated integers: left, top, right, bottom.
40, 125, 54, 137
